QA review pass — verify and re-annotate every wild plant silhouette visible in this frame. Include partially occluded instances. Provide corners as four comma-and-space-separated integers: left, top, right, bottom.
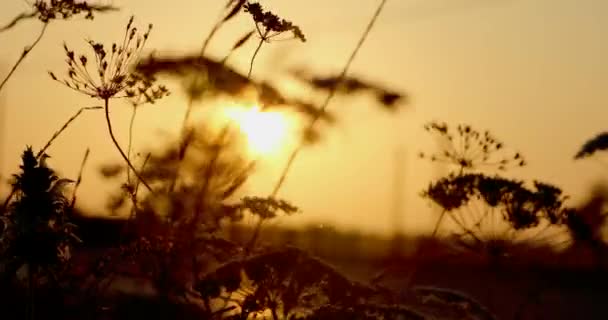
417, 122, 572, 258
0, 0, 607, 319
0, 147, 79, 319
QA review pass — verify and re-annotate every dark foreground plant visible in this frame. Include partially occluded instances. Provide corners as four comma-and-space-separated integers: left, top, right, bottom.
0, 1, 506, 319
193, 247, 497, 320
93, 125, 298, 310
0, 147, 79, 319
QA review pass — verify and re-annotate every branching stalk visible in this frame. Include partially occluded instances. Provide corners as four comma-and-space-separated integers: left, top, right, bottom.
126, 106, 138, 185
103, 98, 153, 193
248, 37, 265, 79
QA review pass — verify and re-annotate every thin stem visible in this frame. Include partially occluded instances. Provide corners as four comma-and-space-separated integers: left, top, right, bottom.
168, 96, 196, 193
270, 306, 279, 320
192, 127, 227, 227
126, 106, 138, 185
271, 0, 388, 197
120, 152, 151, 241
245, 0, 389, 254
70, 148, 90, 209
0, 22, 48, 94
247, 37, 265, 79
431, 209, 447, 237
37, 106, 102, 158
171, 12, 237, 193
103, 98, 153, 193
200, 21, 223, 58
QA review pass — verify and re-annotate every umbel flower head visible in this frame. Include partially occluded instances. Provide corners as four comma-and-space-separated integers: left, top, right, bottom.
243, 2, 306, 42
49, 16, 168, 104
419, 121, 525, 172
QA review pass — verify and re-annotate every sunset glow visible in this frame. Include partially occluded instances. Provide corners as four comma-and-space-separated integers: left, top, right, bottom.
224, 104, 292, 156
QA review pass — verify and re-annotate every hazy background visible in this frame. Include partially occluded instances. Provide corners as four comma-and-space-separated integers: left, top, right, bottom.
0, 0, 607, 236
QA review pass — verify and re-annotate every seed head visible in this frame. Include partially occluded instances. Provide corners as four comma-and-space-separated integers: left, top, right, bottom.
244, 2, 306, 43
420, 121, 526, 172
49, 16, 168, 105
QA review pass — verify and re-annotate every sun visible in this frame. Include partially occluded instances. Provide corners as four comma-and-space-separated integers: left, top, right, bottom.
224, 104, 293, 156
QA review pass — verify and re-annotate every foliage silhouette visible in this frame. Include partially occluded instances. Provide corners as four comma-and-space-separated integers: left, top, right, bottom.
135, 54, 333, 126
575, 132, 608, 159
94, 124, 300, 312
4, 0, 604, 319
193, 247, 491, 320
289, 68, 406, 110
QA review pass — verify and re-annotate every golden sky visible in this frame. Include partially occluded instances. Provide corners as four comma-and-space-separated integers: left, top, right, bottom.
1, 0, 607, 235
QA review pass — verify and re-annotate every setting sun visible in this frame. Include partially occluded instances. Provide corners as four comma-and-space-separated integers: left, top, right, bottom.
224, 104, 293, 156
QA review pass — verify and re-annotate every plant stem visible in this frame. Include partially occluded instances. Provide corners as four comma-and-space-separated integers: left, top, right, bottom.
431, 209, 447, 237
37, 106, 102, 158
70, 148, 90, 209
168, 96, 196, 193
126, 106, 138, 185
248, 38, 264, 79
271, 0, 388, 196
103, 98, 153, 193
200, 20, 223, 58
0, 22, 48, 94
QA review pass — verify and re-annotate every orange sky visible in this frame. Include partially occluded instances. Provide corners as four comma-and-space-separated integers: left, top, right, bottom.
1, 0, 607, 235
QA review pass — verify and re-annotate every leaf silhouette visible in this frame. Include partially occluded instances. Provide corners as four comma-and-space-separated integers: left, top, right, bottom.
136, 53, 336, 124
223, 0, 247, 22
575, 132, 608, 159
290, 67, 407, 110
230, 30, 255, 51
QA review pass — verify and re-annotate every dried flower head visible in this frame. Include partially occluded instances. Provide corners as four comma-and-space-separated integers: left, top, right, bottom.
238, 196, 298, 219
34, 0, 116, 22
243, 2, 306, 42
1, 0, 118, 33
419, 121, 525, 172
423, 173, 569, 229
422, 173, 573, 262
49, 16, 168, 104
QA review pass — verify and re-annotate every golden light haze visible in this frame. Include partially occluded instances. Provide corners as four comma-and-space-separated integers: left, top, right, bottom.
0, 0, 607, 235
223, 104, 297, 157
